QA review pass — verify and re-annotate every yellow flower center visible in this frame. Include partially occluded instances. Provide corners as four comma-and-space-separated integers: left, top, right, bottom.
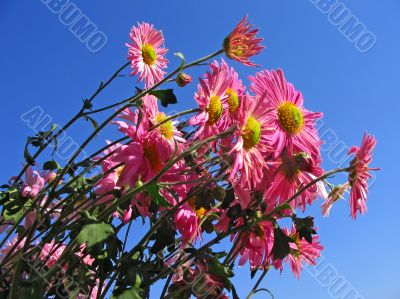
116, 165, 125, 179
141, 44, 157, 65
188, 197, 207, 219
143, 142, 162, 172
223, 37, 245, 58
206, 96, 223, 125
277, 102, 304, 134
155, 113, 174, 140
242, 116, 261, 150
226, 88, 240, 113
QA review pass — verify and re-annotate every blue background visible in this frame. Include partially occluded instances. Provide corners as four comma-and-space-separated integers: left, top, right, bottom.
0, 1, 398, 298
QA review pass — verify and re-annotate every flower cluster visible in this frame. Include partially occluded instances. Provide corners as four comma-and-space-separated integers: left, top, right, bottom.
0, 16, 378, 299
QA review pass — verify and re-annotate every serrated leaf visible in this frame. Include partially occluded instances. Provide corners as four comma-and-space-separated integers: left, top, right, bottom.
76, 223, 114, 248
149, 89, 177, 108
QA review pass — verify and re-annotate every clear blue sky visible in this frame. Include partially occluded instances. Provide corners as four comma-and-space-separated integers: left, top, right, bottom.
0, 1, 398, 298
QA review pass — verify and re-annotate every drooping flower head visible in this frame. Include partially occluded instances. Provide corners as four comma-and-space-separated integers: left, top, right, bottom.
347, 133, 378, 219
250, 69, 323, 159
126, 22, 168, 88
278, 226, 323, 278
231, 218, 274, 269
265, 152, 327, 211
189, 59, 232, 145
321, 182, 349, 217
224, 16, 264, 66
229, 94, 272, 189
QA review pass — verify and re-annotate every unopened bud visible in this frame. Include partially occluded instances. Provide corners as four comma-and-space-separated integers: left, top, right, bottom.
176, 73, 192, 87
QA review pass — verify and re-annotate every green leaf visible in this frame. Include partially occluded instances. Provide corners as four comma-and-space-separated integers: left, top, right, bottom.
293, 216, 316, 244
150, 219, 176, 254
274, 203, 295, 214
208, 257, 233, 279
272, 227, 293, 260
76, 223, 114, 248
145, 183, 170, 208
149, 89, 177, 108
174, 52, 185, 69
43, 160, 59, 170
110, 288, 143, 299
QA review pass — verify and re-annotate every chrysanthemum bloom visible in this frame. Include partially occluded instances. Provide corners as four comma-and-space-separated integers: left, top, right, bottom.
265, 152, 327, 211
142, 95, 186, 157
189, 59, 232, 146
176, 72, 192, 87
21, 166, 45, 198
223, 16, 264, 66
223, 64, 246, 123
95, 142, 124, 205
40, 239, 67, 268
229, 94, 272, 189
347, 133, 378, 219
250, 69, 323, 159
126, 22, 168, 88
321, 182, 349, 217
280, 226, 323, 278
174, 205, 201, 243
232, 218, 274, 269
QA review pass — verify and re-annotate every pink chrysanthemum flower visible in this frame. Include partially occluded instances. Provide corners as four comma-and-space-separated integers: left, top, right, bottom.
223, 16, 264, 66
250, 69, 323, 159
21, 166, 45, 198
189, 59, 232, 145
142, 95, 186, 156
265, 152, 327, 211
321, 182, 349, 217
232, 218, 274, 269
95, 142, 124, 204
223, 64, 246, 123
174, 196, 209, 243
229, 94, 272, 189
40, 239, 67, 268
126, 22, 168, 88
280, 226, 324, 278
347, 133, 378, 219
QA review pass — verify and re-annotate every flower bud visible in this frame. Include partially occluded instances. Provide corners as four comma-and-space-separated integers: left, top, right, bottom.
176, 73, 192, 87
